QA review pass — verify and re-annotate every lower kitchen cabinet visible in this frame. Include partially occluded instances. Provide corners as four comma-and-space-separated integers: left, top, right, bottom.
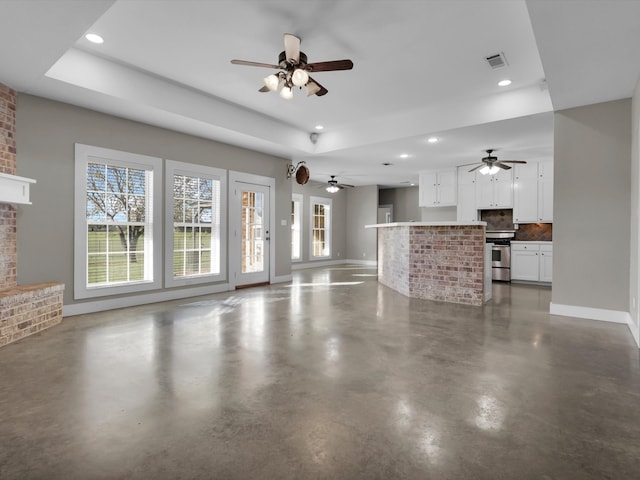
511, 242, 552, 283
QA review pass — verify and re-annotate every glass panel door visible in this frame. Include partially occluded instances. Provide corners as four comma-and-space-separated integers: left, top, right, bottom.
233, 182, 270, 286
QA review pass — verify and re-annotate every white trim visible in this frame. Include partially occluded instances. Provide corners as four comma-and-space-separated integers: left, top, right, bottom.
164, 160, 227, 288
344, 259, 378, 266
309, 195, 332, 259
228, 171, 276, 288
272, 274, 293, 284
628, 315, 640, 348
74, 143, 163, 299
64, 283, 231, 316
291, 193, 303, 261
549, 302, 630, 324
291, 259, 377, 270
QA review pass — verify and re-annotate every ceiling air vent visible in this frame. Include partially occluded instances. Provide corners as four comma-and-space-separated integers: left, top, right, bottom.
485, 52, 508, 69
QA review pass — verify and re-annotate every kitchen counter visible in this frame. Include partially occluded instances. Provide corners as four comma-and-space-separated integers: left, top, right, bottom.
365, 221, 487, 228
366, 222, 489, 306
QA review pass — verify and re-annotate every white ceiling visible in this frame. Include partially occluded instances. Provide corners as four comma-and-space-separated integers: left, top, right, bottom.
1, 0, 640, 187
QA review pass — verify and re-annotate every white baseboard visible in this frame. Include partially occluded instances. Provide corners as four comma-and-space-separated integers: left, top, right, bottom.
628, 315, 640, 348
344, 259, 377, 266
291, 259, 351, 270
272, 274, 293, 284
64, 283, 231, 316
549, 302, 629, 324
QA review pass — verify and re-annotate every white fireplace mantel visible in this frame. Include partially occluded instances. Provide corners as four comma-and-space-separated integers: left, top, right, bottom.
0, 172, 36, 205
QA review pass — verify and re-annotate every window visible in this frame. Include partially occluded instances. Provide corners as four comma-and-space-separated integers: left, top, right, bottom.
165, 160, 226, 287
74, 144, 162, 299
310, 196, 331, 259
291, 194, 302, 261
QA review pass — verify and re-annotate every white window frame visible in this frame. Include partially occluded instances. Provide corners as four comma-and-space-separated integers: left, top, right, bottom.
309, 196, 332, 259
74, 143, 163, 299
291, 193, 303, 261
164, 160, 227, 287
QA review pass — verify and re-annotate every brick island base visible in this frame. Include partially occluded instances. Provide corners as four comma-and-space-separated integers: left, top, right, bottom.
367, 222, 487, 306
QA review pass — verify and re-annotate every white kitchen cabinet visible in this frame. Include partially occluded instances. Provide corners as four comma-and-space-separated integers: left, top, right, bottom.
538, 161, 554, 223
419, 170, 457, 207
456, 167, 477, 221
513, 163, 538, 223
475, 168, 513, 209
511, 242, 552, 283
539, 244, 553, 283
513, 161, 553, 223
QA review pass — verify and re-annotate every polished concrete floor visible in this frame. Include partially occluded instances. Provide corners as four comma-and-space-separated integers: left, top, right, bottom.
1, 265, 639, 479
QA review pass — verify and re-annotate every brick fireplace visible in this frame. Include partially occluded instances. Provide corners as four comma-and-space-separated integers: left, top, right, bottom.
0, 83, 64, 347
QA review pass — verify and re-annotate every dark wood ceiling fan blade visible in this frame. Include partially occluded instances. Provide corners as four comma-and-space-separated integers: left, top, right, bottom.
231, 59, 280, 69
284, 33, 300, 63
338, 183, 354, 188
258, 85, 270, 92
501, 160, 527, 164
307, 59, 354, 72
494, 162, 512, 170
468, 164, 484, 172
307, 77, 328, 96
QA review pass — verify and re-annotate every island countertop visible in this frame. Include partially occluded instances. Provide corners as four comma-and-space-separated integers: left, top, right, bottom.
365, 221, 487, 228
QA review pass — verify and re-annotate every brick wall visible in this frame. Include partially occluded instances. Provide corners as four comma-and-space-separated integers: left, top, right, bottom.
377, 225, 486, 306
0, 83, 64, 347
0, 84, 17, 289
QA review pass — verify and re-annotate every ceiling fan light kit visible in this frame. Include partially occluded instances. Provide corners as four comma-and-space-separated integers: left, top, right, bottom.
324, 175, 353, 193
231, 33, 354, 99
467, 149, 527, 175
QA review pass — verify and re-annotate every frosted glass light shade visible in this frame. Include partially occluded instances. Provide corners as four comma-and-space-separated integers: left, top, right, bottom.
292, 68, 309, 87
279, 86, 293, 99
326, 185, 340, 193
263, 74, 279, 91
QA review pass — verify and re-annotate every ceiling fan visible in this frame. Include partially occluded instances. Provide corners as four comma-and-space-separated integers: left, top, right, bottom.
231, 33, 354, 99
467, 149, 527, 175
323, 175, 354, 193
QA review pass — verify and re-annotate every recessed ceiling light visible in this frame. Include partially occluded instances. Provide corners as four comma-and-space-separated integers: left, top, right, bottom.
315, 125, 324, 130
498, 79, 512, 87
427, 137, 439, 143
85, 33, 104, 44
399, 153, 409, 159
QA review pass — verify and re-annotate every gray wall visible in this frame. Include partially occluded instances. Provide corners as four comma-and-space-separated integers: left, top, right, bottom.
16, 94, 292, 306
291, 180, 348, 263
346, 185, 378, 261
378, 187, 420, 222
553, 98, 631, 311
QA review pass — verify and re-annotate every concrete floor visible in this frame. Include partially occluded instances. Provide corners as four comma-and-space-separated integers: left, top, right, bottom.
1, 265, 639, 479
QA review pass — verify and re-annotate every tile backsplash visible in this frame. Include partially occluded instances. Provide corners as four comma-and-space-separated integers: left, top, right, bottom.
480, 209, 552, 241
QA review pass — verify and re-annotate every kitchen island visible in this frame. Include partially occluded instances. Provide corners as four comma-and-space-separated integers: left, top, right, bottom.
365, 221, 490, 306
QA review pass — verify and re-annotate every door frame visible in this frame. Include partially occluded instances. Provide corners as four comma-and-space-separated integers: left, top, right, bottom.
228, 171, 276, 289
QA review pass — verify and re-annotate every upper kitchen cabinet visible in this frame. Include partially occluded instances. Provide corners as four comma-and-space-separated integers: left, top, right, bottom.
475, 168, 513, 209
538, 161, 554, 222
419, 170, 457, 207
456, 167, 477, 221
513, 160, 553, 223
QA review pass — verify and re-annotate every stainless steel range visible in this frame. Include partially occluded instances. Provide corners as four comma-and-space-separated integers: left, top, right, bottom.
486, 230, 515, 281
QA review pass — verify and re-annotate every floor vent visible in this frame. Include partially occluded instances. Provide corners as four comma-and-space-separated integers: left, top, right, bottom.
485, 52, 508, 69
